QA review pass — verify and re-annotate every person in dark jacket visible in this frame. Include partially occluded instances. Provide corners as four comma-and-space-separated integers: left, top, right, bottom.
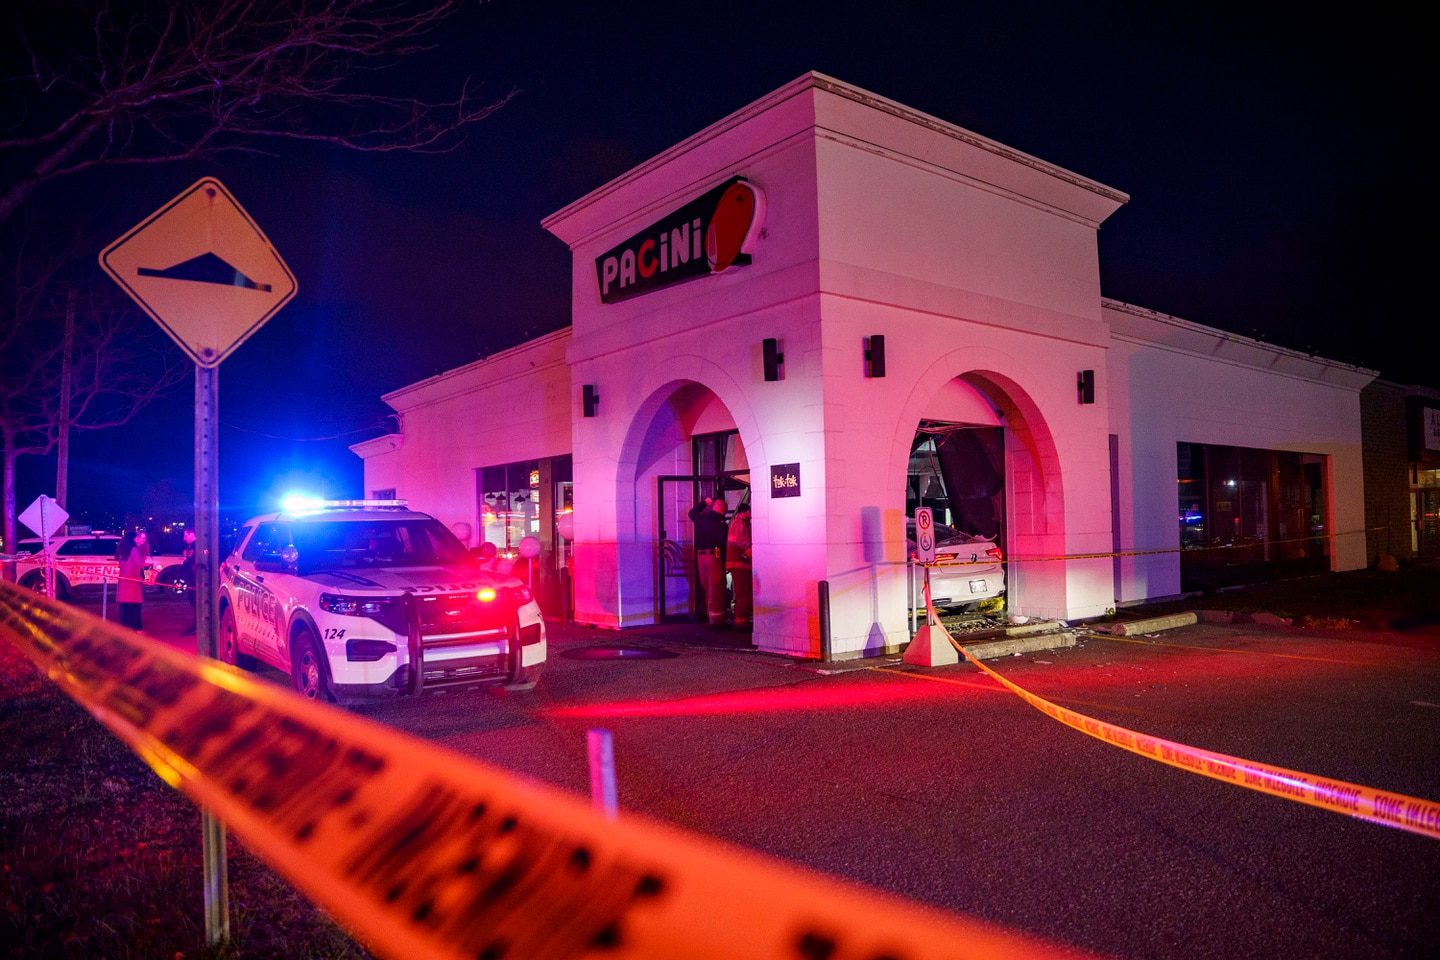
180, 528, 197, 634
116, 528, 149, 631
688, 496, 729, 625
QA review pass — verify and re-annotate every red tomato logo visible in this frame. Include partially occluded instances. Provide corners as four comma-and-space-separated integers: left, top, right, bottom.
705, 182, 762, 273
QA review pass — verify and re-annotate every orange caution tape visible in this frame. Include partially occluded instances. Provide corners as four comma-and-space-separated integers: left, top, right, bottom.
926, 526, 1382, 567
0, 581, 1096, 960
922, 589, 1440, 841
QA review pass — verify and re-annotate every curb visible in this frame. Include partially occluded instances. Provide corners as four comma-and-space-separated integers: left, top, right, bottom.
964, 631, 1077, 660
1094, 612, 1199, 636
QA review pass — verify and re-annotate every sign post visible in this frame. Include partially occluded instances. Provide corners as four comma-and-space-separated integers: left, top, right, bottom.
19, 495, 69, 599
100, 178, 296, 946
914, 505, 937, 616
903, 506, 957, 667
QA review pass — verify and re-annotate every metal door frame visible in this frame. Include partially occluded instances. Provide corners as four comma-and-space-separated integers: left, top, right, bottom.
655, 470, 749, 623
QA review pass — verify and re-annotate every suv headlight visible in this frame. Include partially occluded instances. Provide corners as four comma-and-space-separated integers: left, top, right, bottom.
320, 593, 395, 617
510, 585, 533, 605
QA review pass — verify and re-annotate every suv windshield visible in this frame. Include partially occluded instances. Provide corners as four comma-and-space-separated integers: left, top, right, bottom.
291, 519, 471, 574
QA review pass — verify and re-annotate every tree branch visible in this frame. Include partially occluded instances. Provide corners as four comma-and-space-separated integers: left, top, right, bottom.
1, 0, 510, 227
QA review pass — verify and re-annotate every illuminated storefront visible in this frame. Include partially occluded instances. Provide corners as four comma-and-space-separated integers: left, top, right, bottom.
353, 73, 1374, 659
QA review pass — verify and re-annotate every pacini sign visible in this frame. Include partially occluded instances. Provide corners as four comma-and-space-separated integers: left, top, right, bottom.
595, 177, 765, 303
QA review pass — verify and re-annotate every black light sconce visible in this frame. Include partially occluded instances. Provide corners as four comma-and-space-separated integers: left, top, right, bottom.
762, 338, 784, 381
582, 384, 600, 417
1077, 369, 1095, 404
864, 335, 886, 378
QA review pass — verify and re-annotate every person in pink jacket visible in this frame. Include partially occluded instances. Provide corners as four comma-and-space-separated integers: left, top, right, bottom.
116, 528, 149, 631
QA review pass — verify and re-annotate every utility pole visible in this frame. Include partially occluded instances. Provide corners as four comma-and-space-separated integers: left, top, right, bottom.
55, 289, 76, 520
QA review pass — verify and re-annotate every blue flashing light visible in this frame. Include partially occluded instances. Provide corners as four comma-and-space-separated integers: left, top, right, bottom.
281, 493, 327, 516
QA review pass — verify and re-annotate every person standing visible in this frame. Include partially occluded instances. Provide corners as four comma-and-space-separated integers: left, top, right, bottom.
180, 528, 197, 635
726, 503, 753, 630
116, 528, 150, 631
689, 496, 729, 626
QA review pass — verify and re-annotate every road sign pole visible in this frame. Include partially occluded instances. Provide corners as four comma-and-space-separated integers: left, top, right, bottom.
40, 498, 53, 599
195, 364, 229, 945
99, 178, 292, 948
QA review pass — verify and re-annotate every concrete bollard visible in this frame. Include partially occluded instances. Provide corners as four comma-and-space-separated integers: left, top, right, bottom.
1106, 612, 1199, 636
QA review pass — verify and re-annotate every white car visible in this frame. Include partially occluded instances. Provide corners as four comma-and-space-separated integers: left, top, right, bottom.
15, 535, 180, 599
907, 521, 1006, 611
218, 500, 546, 702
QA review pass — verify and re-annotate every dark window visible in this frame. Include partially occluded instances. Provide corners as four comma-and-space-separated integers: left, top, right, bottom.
242, 523, 291, 562
691, 430, 746, 507
224, 526, 253, 561
1176, 442, 1328, 590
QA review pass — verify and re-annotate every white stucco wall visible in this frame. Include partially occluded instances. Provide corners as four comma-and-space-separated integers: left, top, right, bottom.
352, 72, 1376, 664
352, 331, 572, 541
1105, 301, 1373, 602
545, 73, 1126, 654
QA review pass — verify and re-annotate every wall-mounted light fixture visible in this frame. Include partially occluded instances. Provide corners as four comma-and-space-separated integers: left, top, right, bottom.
762, 338, 784, 381
1077, 369, 1095, 404
864, 335, 886, 378
582, 384, 599, 417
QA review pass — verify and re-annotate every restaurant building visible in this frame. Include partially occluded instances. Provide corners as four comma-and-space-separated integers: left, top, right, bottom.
353, 73, 1374, 659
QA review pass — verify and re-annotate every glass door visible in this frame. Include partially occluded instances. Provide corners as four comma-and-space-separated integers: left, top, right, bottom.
655, 470, 749, 623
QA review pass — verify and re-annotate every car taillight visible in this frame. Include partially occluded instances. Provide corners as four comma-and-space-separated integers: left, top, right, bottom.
986, 547, 1003, 560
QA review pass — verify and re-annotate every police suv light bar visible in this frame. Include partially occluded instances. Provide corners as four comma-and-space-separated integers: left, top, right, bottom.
280, 494, 408, 515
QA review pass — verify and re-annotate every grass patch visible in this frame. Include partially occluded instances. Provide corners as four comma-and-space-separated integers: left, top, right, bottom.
0, 640, 371, 960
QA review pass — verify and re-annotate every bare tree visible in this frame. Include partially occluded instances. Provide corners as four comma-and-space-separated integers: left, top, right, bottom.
0, 0, 513, 226
1, 250, 186, 552
0, 0, 514, 554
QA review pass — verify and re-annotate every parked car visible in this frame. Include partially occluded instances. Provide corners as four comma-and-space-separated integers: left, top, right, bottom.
15, 534, 181, 599
218, 500, 546, 702
906, 520, 1006, 611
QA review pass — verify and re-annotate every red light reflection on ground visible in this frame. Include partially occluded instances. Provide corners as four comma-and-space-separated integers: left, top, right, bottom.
544, 674, 995, 720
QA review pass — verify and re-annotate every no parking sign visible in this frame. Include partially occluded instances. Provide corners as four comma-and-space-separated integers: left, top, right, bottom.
915, 507, 937, 564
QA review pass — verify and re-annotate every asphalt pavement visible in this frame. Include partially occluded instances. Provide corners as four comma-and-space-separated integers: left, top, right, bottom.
73, 591, 1440, 959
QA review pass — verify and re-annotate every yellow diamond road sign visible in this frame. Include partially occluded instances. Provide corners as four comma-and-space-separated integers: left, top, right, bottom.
99, 178, 296, 367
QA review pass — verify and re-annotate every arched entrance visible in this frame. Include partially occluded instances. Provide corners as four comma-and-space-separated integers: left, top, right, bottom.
618, 380, 750, 624
901, 368, 1066, 620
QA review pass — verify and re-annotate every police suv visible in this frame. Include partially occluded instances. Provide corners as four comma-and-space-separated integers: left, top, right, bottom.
16, 534, 179, 598
218, 500, 546, 701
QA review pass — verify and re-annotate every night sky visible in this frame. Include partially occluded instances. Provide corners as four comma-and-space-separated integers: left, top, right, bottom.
7, 2, 1429, 531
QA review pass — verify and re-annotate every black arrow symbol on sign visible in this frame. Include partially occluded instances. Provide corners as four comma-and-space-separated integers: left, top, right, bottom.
137, 251, 272, 292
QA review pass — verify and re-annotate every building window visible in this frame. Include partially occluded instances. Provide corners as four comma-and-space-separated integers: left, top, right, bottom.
1176, 442, 1328, 591
691, 430, 748, 507
479, 461, 539, 555
476, 456, 573, 560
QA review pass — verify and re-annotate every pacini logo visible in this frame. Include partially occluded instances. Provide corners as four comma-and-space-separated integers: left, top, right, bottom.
595, 176, 765, 304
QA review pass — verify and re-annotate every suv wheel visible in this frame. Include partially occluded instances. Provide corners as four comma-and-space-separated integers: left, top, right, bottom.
291, 626, 334, 702
19, 572, 68, 600
505, 627, 542, 691
219, 606, 247, 668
